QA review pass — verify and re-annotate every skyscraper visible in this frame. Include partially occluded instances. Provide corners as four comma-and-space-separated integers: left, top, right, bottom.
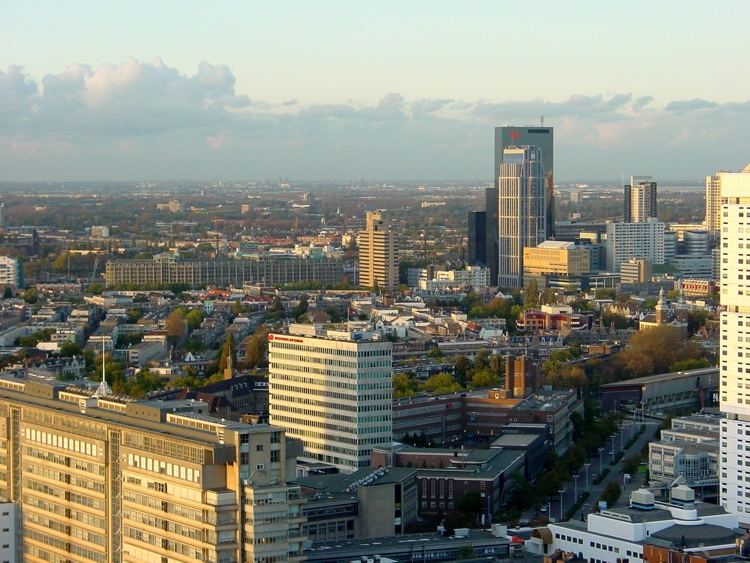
358, 210, 399, 292
496, 145, 547, 288
624, 175, 658, 222
269, 325, 393, 474
494, 126, 554, 237
719, 164, 750, 524
467, 210, 486, 266
705, 173, 723, 232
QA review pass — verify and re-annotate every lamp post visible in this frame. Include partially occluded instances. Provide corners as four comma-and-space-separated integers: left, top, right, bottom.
610, 434, 617, 461
584, 463, 591, 490
598, 448, 604, 474
620, 427, 624, 451
559, 489, 566, 522
574, 474, 580, 501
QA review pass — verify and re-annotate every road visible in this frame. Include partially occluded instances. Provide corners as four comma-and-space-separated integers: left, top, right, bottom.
523, 420, 661, 524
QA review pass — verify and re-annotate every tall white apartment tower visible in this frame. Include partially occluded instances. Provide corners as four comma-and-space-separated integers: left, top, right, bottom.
497, 145, 546, 288
719, 164, 750, 523
268, 324, 393, 474
624, 176, 658, 223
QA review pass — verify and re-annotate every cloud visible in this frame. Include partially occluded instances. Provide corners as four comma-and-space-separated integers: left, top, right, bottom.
1, 58, 750, 180
664, 98, 718, 112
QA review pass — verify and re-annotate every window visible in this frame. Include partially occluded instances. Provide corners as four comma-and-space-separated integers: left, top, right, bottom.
271, 450, 280, 463
240, 453, 249, 465
256, 444, 264, 452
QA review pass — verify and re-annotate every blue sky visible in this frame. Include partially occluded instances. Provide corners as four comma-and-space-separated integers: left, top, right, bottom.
2, 1, 749, 181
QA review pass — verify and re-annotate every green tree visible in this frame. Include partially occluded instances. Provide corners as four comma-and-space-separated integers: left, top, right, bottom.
126, 307, 143, 324
185, 309, 205, 331
165, 308, 187, 343
421, 372, 462, 395
601, 482, 622, 506
2, 287, 12, 299
218, 336, 235, 373
469, 368, 499, 389
292, 297, 309, 319
393, 373, 419, 398
524, 278, 541, 309
59, 341, 82, 357
22, 287, 38, 304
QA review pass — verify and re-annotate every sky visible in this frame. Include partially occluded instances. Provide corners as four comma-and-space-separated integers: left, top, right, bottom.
2, 1, 750, 182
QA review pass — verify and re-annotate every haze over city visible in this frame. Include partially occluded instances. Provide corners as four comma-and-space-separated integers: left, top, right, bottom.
3, 1, 750, 182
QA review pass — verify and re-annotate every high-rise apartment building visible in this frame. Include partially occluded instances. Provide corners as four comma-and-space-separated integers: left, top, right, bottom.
358, 211, 399, 292
706, 173, 723, 232
0, 256, 21, 288
0, 375, 305, 562
624, 175, 658, 222
494, 126, 554, 238
605, 219, 666, 272
496, 145, 547, 288
719, 165, 750, 523
269, 324, 393, 474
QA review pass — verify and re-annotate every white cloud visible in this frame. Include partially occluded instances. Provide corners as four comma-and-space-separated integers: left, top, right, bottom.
1, 58, 749, 180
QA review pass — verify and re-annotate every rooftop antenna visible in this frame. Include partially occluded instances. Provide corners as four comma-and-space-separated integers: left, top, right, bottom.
94, 339, 112, 398
540, 115, 544, 126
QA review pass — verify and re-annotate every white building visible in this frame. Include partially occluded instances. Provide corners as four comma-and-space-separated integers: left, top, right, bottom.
268, 324, 393, 473
90, 225, 110, 238
719, 164, 750, 524
416, 266, 491, 291
672, 255, 714, 279
605, 219, 666, 272
538, 487, 738, 562
0, 256, 21, 288
625, 175, 658, 223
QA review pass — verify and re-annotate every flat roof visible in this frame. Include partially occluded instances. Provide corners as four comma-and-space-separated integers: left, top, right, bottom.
601, 367, 718, 388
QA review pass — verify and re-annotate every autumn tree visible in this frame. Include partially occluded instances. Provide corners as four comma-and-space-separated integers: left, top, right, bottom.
165, 309, 187, 343
616, 325, 706, 377
393, 373, 419, 398
241, 325, 269, 369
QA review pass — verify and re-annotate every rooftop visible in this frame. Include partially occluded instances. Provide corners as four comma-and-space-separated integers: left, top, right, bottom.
601, 367, 718, 387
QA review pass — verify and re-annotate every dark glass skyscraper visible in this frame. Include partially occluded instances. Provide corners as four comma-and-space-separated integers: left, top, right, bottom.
467, 210, 486, 266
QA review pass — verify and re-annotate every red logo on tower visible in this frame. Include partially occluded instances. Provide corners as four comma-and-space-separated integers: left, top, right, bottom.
509, 130, 521, 142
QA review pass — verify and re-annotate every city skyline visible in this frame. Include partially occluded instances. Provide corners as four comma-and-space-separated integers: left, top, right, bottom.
2, 2, 750, 181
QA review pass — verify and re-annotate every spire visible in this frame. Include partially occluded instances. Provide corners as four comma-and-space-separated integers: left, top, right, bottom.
655, 288, 668, 325
94, 339, 112, 398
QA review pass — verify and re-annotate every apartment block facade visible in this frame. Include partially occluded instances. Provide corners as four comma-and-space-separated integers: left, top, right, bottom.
719, 165, 750, 524
269, 325, 393, 474
0, 376, 304, 562
105, 254, 346, 288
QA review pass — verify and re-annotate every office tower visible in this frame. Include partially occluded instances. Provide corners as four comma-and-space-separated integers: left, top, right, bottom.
683, 230, 710, 256
605, 219, 666, 272
494, 126, 554, 238
358, 210, 399, 292
619, 259, 653, 284
496, 145, 546, 288
720, 164, 750, 523
0, 375, 305, 562
706, 173, 723, 231
467, 210, 486, 266
624, 175, 658, 222
269, 325, 393, 474
0, 203, 5, 228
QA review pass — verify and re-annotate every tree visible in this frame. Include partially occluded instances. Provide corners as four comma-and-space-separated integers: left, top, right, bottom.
458, 545, 475, 559
470, 369, 499, 389
393, 373, 419, 398
165, 309, 187, 343
185, 309, 205, 331
421, 372, 461, 395
456, 491, 482, 520
59, 341, 82, 357
126, 307, 143, 324
601, 482, 622, 507
292, 297, 309, 319
452, 356, 472, 385
241, 325, 269, 369
2, 287, 12, 299
616, 325, 705, 377
218, 336, 235, 373
21, 287, 38, 304
524, 278, 541, 310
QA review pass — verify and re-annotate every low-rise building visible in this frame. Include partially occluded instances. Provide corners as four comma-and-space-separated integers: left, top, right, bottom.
534, 487, 738, 563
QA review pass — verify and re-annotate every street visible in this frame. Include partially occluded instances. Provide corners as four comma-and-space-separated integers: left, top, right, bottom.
522, 420, 661, 524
